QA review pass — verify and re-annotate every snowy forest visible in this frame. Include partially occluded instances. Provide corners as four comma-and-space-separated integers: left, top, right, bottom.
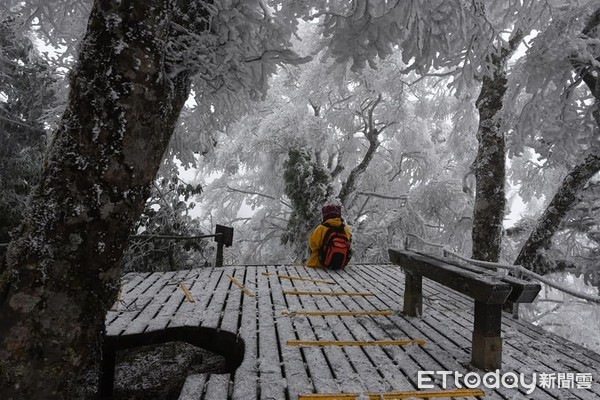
0, 0, 600, 398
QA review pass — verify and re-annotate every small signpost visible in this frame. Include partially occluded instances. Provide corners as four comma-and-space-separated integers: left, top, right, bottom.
214, 224, 234, 267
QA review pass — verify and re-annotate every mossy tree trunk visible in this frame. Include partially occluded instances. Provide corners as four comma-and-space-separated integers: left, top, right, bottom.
471, 32, 523, 262
0, 1, 195, 398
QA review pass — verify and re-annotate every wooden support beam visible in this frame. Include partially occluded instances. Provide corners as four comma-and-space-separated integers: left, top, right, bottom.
283, 291, 373, 297
403, 271, 422, 317
262, 272, 335, 284
287, 339, 425, 347
179, 282, 195, 303
281, 310, 394, 317
298, 388, 485, 399
472, 301, 503, 370
227, 274, 255, 298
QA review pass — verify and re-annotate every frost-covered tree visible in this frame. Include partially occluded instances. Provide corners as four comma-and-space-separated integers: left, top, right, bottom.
282, 148, 332, 259
124, 171, 209, 272
507, 5, 600, 275
0, 20, 55, 245
309, 0, 556, 262
195, 34, 480, 264
0, 1, 301, 397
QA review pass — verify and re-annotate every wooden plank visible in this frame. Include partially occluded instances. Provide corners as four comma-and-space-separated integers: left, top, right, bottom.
297, 388, 485, 399
292, 266, 393, 394
172, 268, 222, 328
196, 269, 230, 329
204, 373, 230, 400
283, 290, 373, 297
107, 272, 148, 314
220, 268, 245, 333
231, 267, 259, 400
265, 265, 313, 400
279, 266, 340, 395
215, 267, 252, 399
178, 373, 207, 400
105, 271, 158, 324
281, 310, 394, 317
180, 281, 195, 303
329, 266, 482, 399
253, 266, 287, 400
262, 271, 335, 284
106, 271, 175, 336
146, 269, 193, 332
122, 271, 179, 335
287, 340, 426, 347
122, 271, 154, 295
284, 266, 368, 394
227, 273, 255, 298
299, 266, 417, 394
389, 249, 513, 304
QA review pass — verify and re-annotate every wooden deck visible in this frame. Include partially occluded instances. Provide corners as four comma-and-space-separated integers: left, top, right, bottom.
105, 264, 600, 400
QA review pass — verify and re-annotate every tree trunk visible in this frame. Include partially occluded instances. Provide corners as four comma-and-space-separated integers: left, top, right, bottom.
470, 27, 527, 263
471, 70, 508, 262
0, 1, 193, 398
338, 136, 380, 206
515, 154, 600, 274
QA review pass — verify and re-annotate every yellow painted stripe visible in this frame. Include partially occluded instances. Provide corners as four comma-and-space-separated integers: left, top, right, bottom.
282, 310, 394, 317
283, 291, 373, 297
227, 274, 255, 298
262, 272, 335, 284
287, 339, 425, 347
179, 282, 195, 303
298, 388, 485, 399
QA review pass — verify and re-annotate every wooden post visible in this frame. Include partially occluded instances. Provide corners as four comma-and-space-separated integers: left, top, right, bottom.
471, 301, 503, 370
214, 225, 233, 267
99, 341, 116, 398
403, 271, 422, 317
215, 238, 224, 267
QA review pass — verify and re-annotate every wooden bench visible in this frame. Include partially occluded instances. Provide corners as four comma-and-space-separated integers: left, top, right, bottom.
388, 249, 541, 371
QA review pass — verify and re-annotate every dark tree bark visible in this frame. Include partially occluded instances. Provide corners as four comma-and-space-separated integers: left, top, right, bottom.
471, 32, 524, 262
0, 1, 196, 398
471, 72, 508, 262
514, 153, 600, 273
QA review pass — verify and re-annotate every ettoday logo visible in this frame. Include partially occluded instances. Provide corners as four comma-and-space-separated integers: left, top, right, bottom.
418, 370, 594, 394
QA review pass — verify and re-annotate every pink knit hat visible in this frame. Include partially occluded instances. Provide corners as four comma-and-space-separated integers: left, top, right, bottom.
322, 204, 341, 221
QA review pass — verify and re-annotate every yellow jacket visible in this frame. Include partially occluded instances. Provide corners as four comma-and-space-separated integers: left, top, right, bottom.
306, 217, 352, 268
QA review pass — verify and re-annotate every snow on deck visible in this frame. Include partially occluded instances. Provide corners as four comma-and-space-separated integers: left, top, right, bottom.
105, 264, 600, 400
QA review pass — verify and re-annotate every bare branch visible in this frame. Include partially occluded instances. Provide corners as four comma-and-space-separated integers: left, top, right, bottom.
356, 191, 408, 201
225, 185, 291, 208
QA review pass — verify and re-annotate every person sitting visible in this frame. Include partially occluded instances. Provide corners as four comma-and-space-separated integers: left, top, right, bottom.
306, 204, 352, 269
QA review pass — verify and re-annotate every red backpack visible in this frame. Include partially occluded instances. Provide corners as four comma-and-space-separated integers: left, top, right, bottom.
319, 222, 352, 269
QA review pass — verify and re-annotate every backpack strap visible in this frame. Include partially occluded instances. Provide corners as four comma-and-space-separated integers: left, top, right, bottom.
322, 222, 345, 231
